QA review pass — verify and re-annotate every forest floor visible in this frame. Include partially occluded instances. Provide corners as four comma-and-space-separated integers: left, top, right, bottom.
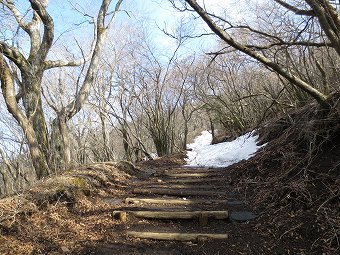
0, 156, 268, 255
0, 97, 339, 255
0, 153, 338, 255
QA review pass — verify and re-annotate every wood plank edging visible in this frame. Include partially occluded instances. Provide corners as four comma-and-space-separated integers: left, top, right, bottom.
126, 231, 229, 241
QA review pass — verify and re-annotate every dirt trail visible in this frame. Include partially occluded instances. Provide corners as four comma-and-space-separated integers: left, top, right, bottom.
80, 166, 268, 255
1, 149, 337, 254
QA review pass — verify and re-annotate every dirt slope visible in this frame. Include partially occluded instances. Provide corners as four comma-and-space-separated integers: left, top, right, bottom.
227, 95, 340, 254
0, 96, 339, 254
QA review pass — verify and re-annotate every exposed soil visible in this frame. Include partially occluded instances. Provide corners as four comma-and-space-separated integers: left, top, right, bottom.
227, 96, 340, 254
0, 96, 339, 255
0, 157, 267, 255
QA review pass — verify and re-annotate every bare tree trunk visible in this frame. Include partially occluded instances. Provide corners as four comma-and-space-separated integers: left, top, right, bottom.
182, 124, 189, 150
99, 111, 111, 161
304, 0, 340, 55
22, 73, 50, 162
209, 115, 216, 143
0, 149, 13, 194
0, 54, 49, 179
50, 114, 71, 171
48, 0, 123, 167
151, 129, 170, 157
0, 169, 10, 194
122, 126, 132, 161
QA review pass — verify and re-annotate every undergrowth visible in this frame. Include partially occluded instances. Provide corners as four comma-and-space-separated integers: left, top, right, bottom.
230, 93, 340, 253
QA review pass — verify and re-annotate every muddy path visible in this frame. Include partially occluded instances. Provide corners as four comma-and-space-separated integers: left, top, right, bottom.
77, 166, 269, 255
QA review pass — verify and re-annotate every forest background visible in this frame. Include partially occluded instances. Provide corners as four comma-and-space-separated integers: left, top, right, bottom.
0, 0, 339, 196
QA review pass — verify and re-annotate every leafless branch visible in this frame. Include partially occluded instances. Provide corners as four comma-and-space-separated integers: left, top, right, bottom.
274, 0, 315, 16
0, 0, 30, 33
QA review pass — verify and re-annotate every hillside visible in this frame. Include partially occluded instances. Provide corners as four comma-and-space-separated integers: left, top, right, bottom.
0, 96, 339, 254
228, 94, 340, 253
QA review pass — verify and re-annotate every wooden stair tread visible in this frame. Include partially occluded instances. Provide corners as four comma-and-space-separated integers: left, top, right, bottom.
156, 177, 230, 183
137, 184, 228, 189
127, 231, 228, 241
124, 197, 228, 205
159, 172, 222, 178
132, 188, 227, 197
113, 210, 229, 220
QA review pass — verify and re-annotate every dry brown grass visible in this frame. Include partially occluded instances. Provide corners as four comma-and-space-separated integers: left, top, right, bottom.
229, 93, 340, 253
0, 161, 140, 254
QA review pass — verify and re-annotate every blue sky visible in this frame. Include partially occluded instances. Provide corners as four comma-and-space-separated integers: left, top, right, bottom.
1, 0, 257, 59
43, 0, 249, 58
0, 0, 253, 152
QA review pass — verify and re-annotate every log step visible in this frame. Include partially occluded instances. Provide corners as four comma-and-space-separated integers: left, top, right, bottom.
139, 184, 227, 189
127, 231, 228, 241
160, 172, 221, 178
112, 210, 228, 220
124, 197, 227, 205
163, 168, 223, 174
161, 177, 229, 183
132, 188, 227, 197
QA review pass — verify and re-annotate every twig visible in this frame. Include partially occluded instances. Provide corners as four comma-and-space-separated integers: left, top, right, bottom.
279, 223, 303, 240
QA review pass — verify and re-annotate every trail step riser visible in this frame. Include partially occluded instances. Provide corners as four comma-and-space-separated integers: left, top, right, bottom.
112, 210, 229, 220
126, 231, 229, 241
132, 188, 227, 197
124, 197, 228, 205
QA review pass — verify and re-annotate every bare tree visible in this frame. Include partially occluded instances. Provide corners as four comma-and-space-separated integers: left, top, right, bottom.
131, 44, 185, 156
171, 0, 340, 107
0, 0, 124, 178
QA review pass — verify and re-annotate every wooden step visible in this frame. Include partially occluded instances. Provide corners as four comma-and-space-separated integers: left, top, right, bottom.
132, 188, 227, 197
139, 184, 227, 189
127, 231, 228, 241
160, 172, 222, 178
156, 177, 229, 184
163, 168, 224, 174
112, 210, 228, 220
124, 197, 227, 205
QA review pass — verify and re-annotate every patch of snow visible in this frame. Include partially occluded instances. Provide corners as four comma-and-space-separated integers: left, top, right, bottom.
143, 152, 158, 161
185, 130, 264, 168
